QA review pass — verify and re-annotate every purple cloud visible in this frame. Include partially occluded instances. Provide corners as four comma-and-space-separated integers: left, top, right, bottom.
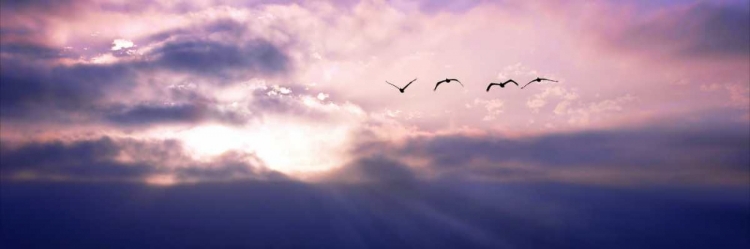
0, 137, 285, 182
599, 2, 749, 60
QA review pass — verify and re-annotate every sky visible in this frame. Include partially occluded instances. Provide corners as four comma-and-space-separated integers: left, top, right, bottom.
1, 0, 749, 248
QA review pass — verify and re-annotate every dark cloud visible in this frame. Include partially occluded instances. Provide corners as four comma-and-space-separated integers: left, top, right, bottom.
105, 104, 210, 125
321, 156, 417, 187
0, 51, 286, 126
417, 0, 485, 14
0, 59, 139, 119
0, 57, 254, 126
144, 18, 249, 42
605, 2, 750, 59
0, 20, 290, 126
0, 8, 293, 127
0, 0, 83, 14
0, 137, 283, 182
104, 102, 246, 126
148, 39, 288, 80
351, 123, 750, 184
174, 151, 287, 181
0, 43, 72, 60
681, 3, 750, 57
137, 18, 290, 81
0, 0, 94, 48
1, 180, 747, 248
411, 127, 747, 169
0, 137, 157, 179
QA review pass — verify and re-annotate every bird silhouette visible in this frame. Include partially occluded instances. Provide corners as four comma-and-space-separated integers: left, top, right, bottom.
434, 78, 463, 91
521, 77, 558, 89
386, 78, 417, 93
486, 80, 519, 92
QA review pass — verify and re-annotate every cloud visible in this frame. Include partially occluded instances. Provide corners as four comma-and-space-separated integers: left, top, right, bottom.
0, 137, 285, 183
2, 177, 748, 248
319, 156, 417, 187
108, 105, 207, 124
565, 94, 636, 126
0, 0, 83, 14
412, 0, 485, 14
0, 59, 140, 119
104, 103, 247, 126
472, 98, 505, 121
0, 43, 73, 60
526, 86, 578, 113
111, 39, 134, 51
147, 39, 289, 80
350, 121, 750, 186
0, 137, 160, 180
0, 19, 291, 126
597, 2, 750, 60
701, 83, 750, 107
247, 84, 334, 120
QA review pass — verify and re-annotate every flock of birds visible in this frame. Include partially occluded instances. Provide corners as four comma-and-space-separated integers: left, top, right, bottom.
385, 77, 558, 93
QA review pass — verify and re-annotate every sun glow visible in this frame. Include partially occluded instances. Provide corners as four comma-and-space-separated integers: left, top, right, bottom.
181, 125, 253, 158
177, 121, 352, 176
145, 174, 178, 186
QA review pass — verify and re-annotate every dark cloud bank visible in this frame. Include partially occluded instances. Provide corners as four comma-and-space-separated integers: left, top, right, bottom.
2, 123, 749, 248
602, 2, 750, 60
0, 40, 287, 125
1, 181, 747, 248
0, 136, 285, 182
0, 18, 289, 125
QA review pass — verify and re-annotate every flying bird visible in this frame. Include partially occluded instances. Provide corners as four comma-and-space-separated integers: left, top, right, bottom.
385, 78, 417, 93
521, 77, 558, 89
434, 78, 463, 91
486, 80, 519, 92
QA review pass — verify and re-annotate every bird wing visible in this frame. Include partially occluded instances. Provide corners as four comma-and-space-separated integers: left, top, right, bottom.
540, 78, 558, 82
403, 78, 417, 89
486, 83, 499, 92
450, 79, 464, 87
521, 80, 536, 89
385, 81, 400, 89
506, 80, 519, 86
434, 81, 445, 91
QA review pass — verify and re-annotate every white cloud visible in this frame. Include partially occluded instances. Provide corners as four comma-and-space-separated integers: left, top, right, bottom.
526, 86, 579, 112
111, 39, 134, 51
567, 94, 637, 125
554, 101, 571, 115
474, 98, 505, 121
725, 84, 750, 107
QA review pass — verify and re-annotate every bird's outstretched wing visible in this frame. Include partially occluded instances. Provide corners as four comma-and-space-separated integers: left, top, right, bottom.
506, 80, 519, 86
434, 81, 445, 91
540, 78, 558, 82
486, 83, 499, 92
403, 78, 417, 90
449, 79, 464, 87
521, 79, 536, 89
385, 81, 400, 90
